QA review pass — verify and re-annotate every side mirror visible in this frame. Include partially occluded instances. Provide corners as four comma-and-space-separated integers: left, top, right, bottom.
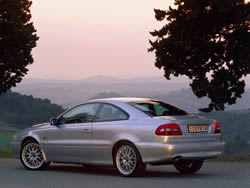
50, 118, 58, 126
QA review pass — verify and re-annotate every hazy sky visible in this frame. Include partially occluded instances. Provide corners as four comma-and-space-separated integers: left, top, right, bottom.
26, 0, 174, 80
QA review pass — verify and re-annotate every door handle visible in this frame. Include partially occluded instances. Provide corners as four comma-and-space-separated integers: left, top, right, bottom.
81, 128, 91, 133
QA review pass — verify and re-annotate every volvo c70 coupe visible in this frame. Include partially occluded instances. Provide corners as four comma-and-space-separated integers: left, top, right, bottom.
11, 98, 224, 177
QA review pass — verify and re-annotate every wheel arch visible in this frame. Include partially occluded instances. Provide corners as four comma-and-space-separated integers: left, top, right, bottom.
112, 140, 140, 160
20, 136, 49, 163
21, 136, 39, 147
112, 139, 146, 176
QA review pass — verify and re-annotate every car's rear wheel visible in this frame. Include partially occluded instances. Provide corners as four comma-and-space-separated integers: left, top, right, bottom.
20, 140, 49, 170
113, 143, 146, 177
174, 160, 203, 174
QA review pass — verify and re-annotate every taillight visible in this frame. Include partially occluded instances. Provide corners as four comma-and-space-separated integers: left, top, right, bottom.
214, 122, 221, 134
155, 124, 182, 136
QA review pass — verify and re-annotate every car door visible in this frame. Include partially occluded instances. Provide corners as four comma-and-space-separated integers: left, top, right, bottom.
45, 103, 100, 163
90, 103, 130, 165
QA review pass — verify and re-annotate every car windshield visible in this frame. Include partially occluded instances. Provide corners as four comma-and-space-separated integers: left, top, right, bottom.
129, 100, 189, 117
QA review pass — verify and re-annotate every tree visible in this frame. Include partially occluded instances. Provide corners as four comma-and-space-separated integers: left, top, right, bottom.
0, 0, 38, 95
149, 0, 250, 112
0, 91, 65, 129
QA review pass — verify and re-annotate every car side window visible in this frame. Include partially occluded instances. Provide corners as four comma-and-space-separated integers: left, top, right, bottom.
129, 100, 188, 116
154, 104, 167, 116
132, 103, 156, 116
60, 103, 100, 124
94, 104, 129, 122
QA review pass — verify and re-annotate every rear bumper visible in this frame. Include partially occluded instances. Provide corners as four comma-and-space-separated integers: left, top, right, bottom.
136, 139, 225, 163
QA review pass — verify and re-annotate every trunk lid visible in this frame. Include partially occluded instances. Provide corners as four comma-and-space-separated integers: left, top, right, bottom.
153, 115, 215, 135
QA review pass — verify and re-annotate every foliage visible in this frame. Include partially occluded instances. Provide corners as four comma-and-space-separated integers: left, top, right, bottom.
0, 151, 14, 158
0, 0, 39, 95
0, 130, 14, 158
0, 121, 18, 132
0, 131, 14, 152
201, 110, 250, 155
0, 91, 65, 128
149, 0, 250, 112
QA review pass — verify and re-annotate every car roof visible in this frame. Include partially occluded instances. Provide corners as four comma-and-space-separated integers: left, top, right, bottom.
87, 97, 155, 119
88, 97, 154, 103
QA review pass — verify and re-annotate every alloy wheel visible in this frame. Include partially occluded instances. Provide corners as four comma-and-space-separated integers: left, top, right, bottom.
115, 145, 137, 175
21, 142, 45, 169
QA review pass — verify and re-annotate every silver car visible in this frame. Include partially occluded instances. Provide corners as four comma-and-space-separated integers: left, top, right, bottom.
11, 98, 224, 177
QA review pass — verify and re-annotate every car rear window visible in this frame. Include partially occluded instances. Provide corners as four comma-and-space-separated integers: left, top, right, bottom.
129, 100, 189, 117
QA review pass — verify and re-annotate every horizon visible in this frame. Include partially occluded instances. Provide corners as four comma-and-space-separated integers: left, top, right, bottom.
22, 74, 250, 83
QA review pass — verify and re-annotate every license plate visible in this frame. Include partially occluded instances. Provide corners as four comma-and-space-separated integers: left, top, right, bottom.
188, 125, 208, 133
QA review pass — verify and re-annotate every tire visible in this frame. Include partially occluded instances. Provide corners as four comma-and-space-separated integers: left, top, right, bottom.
113, 143, 146, 177
20, 140, 49, 170
174, 160, 203, 174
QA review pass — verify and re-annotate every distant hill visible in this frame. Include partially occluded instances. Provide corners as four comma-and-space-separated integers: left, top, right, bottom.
86, 88, 250, 113
0, 91, 65, 129
88, 92, 123, 100
12, 75, 250, 109
13, 76, 189, 108
152, 88, 250, 113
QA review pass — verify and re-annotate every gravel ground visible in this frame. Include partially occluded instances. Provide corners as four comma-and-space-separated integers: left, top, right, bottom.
0, 159, 250, 188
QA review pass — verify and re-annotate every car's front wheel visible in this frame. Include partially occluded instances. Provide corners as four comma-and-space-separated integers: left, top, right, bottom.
113, 143, 146, 177
20, 140, 49, 170
174, 160, 203, 174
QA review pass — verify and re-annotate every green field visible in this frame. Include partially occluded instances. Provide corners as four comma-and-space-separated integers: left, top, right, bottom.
0, 131, 15, 158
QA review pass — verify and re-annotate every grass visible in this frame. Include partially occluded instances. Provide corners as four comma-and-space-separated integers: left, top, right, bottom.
0, 131, 15, 158
0, 151, 14, 158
